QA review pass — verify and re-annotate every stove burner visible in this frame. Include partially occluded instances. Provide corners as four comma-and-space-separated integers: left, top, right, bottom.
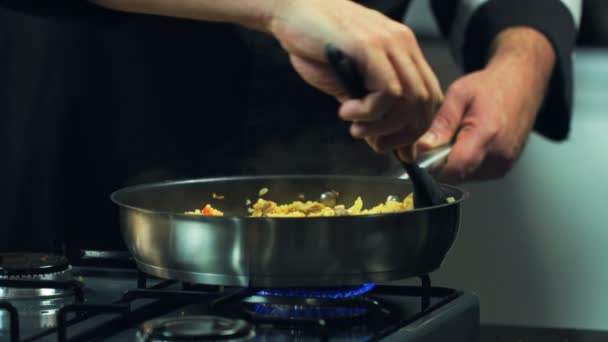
241, 294, 386, 323
0, 253, 73, 299
0, 253, 70, 278
244, 284, 380, 322
137, 316, 255, 342
247, 303, 369, 321
256, 283, 376, 299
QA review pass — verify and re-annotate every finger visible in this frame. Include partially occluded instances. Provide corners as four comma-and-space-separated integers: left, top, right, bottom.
387, 50, 427, 102
463, 137, 524, 181
370, 125, 421, 152
396, 144, 417, 162
339, 51, 401, 122
339, 92, 396, 122
383, 24, 427, 100
417, 84, 469, 151
387, 49, 438, 138
364, 136, 382, 153
349, 107, 406, 138
361, 44, 403, 95
406, 38, 444, 111
435, 123, 492, 184
290, 54, 350, 101
387, 23, 443, 119
464, 154, 514, 181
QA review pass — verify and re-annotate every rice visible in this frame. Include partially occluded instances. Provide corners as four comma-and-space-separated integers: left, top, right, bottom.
186, 193, 416, 217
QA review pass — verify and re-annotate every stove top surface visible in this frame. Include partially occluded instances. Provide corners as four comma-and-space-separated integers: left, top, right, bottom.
0, 265, 479, 341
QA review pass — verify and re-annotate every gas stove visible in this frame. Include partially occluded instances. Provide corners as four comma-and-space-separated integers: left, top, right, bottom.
0, 253, 479, 341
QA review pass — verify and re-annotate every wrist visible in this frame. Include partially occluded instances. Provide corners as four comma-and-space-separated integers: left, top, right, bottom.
486, 27, 556, 91
245, 0, 285, 32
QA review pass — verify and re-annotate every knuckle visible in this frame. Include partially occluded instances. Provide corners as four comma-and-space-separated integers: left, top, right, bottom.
482, 120, 500, 141
362, 31, 388, 49
398, 145, 416, 162
415, 88, 431, 104
365, 136, 382, 152
395, 24, 415, 43
389, 84, 402, 97
385, 82, 402, 98
345, 35, 370, 54
460, 157, 482, 181
433, 111, 454, 132
432, 86, 444, 103
369, 36, 385, 49
495, 146, 519, 174
441, 165, 468, 184
446, 82, 465, 100
380, 29, 396, 45
460, 165, 476, 181
373, 138, 389, 152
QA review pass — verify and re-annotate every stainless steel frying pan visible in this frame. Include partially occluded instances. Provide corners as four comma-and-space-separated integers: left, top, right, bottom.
111, 171, 466, 288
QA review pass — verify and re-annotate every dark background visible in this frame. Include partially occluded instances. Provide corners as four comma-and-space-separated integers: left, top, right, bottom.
0, 0, 605, 253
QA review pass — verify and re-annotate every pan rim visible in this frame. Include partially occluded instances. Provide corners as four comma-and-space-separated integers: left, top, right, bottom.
110, 174, 469, 219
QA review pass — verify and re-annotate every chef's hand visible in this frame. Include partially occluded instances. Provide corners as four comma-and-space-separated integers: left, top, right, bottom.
268, 0, 443, 159
416, 27, 556, 184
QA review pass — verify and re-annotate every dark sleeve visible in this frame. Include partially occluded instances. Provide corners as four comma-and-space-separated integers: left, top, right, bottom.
0, 0, 129, 24
430, 0, 579, 141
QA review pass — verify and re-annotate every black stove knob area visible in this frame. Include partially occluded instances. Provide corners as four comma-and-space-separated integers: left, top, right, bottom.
0, 253, 70, 278
137, 316, 255, 342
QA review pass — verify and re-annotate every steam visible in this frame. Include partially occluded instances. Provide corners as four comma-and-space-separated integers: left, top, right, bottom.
238, 126, 398, 176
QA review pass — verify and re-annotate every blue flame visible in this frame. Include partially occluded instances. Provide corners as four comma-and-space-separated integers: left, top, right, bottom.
256, 283, 376, 299
252, 304, 368, 319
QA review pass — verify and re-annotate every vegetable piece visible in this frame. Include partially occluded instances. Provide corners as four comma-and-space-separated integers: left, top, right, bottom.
201, 204, 224, 216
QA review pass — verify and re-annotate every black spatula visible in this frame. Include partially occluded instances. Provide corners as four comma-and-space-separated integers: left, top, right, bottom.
325, 44, 448, 208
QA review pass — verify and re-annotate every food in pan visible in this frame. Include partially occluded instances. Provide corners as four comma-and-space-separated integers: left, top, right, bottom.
185, 192, 415, 217
185, 204, 224, 216
212, 193, 225, 200
250, 194, 414, 217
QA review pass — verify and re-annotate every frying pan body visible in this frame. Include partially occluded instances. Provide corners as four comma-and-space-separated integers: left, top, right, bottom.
111, 175, 466, 287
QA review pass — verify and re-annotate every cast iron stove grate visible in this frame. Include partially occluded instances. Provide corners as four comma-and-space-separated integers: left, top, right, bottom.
10, 272, 460, 342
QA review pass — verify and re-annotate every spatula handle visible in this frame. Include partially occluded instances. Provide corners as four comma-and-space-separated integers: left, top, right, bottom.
325, 45, 367, 99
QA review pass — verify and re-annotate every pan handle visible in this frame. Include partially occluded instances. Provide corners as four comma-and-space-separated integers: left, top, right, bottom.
415, 144, 452, 171
388, 144, 452, 179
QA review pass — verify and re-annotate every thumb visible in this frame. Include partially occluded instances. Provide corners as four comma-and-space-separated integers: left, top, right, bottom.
417, 89, 467, 151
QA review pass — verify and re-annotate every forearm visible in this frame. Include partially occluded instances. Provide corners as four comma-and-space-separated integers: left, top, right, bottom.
475, 26, 557, 145
89, 0, 281, 31
487, 27, 556, 107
